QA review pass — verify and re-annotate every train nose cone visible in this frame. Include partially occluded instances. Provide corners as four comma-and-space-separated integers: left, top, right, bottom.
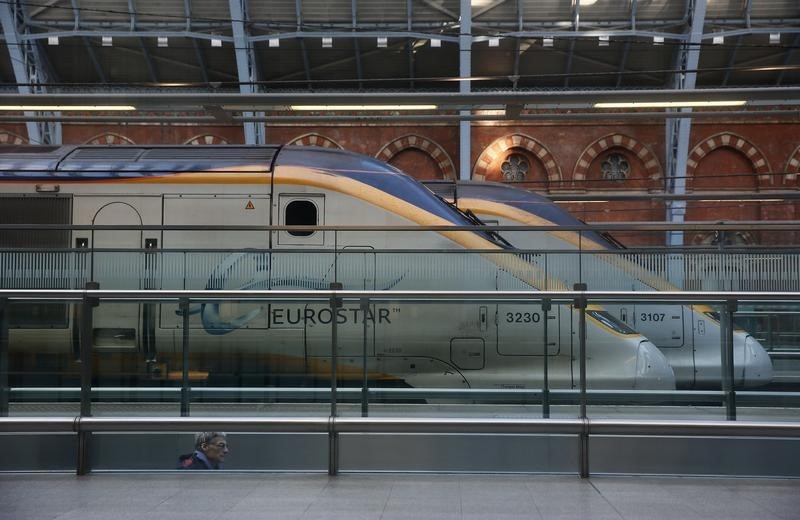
740, 335, 773, 388
634, 340, 676, 390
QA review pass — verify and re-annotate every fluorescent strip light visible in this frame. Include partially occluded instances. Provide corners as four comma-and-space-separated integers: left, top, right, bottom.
290, 105, 438, 111
0, 105, 136, 111
595, 100, 747, 108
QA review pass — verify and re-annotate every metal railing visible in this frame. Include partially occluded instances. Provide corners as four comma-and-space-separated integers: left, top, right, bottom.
1, 287, 800, 476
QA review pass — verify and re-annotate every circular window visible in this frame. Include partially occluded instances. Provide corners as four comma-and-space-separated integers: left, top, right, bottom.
600, 153, 630, 181
500, 153, 529, 182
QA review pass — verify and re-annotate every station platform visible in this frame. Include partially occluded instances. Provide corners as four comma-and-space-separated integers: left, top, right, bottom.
1, 473, 797, 520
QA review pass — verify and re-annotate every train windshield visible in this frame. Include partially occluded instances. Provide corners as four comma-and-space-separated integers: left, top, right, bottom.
703, 311, 748, 332
586, 309, 638, 335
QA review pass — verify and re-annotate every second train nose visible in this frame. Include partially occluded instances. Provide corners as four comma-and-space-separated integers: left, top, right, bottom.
634, 340, 676, 390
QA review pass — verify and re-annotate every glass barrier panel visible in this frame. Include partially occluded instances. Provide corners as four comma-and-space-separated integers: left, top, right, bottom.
4, 299, 80, 417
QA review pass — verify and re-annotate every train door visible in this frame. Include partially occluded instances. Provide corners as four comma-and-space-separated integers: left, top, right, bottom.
496, 302, 565, 386
87, 201, 144, 351
629, 305, 685, 348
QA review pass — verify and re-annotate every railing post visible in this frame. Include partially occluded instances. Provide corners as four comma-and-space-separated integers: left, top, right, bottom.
329, 282, 343, 475
180, 298, 190, 417
78, 281, 99, 475
573, 282, 589, 478
0, 298, 8, 417
721, 299, 737, 421
361, 297, 369, 418
541, 298, 551, 419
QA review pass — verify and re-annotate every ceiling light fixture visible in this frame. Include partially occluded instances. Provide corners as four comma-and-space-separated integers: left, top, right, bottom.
598, 35, 609, 47
47, 36, 59, 46
594, 100, 747, 108
0, 105, 137, 111
713, 35, 724, 45
157, 37, 168, 47
211, 38, 222, 47
377, 36, 388, 48
769, 33, 781, 45
322, 37, 333, 48
269, 38, 279, 48
430, 38, 441, 48
289, 105, 438, 111
542, 37, 553, 47
101, 36, 112, 47
488, 37, 500, 47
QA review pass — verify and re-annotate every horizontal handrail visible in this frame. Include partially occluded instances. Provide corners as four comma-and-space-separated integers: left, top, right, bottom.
1, 416, 799, 438
1, 222, 799, 232
1, 288, 800, 303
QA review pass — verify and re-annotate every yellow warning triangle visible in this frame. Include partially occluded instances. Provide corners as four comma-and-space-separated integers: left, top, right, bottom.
245, 200, 255, 210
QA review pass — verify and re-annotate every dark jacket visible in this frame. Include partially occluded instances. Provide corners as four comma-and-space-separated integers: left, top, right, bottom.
177, 450, 220, 470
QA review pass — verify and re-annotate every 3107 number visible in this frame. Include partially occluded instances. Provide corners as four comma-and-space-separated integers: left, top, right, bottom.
640, 313, 666, 322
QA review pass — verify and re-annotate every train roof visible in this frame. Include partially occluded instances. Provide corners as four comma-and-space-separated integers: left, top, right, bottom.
425, 180, 617, 248
0, 144, 280, 174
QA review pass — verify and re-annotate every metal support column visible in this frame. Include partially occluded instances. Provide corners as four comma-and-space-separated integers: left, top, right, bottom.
360, 297, 369, 418
541, 298, 551, 419
329, 282, 343, 475
180, 298, 191, 417
573, 282, 589, 477
665, 0, 706, 248
77, 281, 98, 475
0, 0, 60, 144
458, 0, 472, 180
0, 298, 8, 417
229, 0, 265, 144
721, 299, 737, 421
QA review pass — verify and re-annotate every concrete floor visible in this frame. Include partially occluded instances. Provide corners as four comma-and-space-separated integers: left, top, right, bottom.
1, 473, 798, 520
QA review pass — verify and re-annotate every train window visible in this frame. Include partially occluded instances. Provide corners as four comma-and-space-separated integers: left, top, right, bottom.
587, 309, 637, 335
285, 200, 317, 237
703, 311, 747, 332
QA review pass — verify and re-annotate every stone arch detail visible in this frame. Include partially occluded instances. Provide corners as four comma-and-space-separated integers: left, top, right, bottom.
376, 135, 456, 180
473, 134, 560, 182
185, 134, 229, 145
784, 145, 800, 183
0, 130, 27, 145
573, 133, 662, 182
686, 132, 771, 184
85, 132, 135, 145
288, 133, 343, 149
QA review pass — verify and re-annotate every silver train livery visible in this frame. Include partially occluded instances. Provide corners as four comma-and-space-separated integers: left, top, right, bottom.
0, 145, 675, 390
424, 180, 773, 389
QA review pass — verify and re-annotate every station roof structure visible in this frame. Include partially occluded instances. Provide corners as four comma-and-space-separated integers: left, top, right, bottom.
1, 0, 798, 93
0, 1, 799, 141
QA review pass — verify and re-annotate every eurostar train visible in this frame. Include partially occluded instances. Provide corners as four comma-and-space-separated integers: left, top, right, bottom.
0, 145, 675, 391
423, 180, 773, 389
